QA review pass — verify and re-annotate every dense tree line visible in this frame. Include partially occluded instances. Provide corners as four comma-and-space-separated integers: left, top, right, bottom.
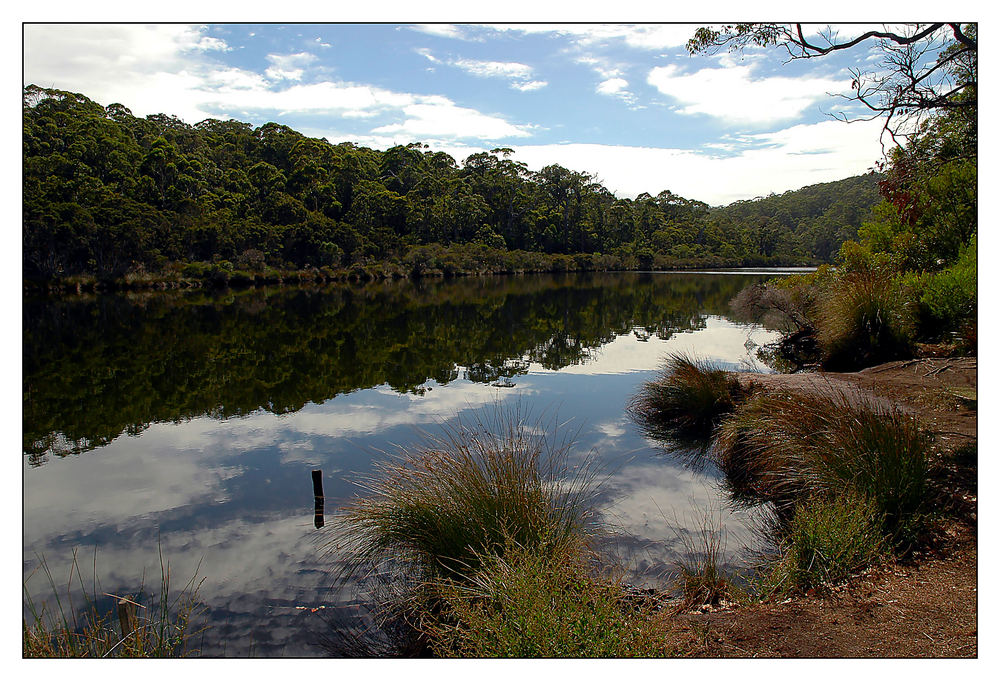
23, 85, 879, 284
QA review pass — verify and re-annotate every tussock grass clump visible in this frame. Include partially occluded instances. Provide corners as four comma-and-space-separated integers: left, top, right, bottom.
817, 269, 916, 370
628, 353, 748, 440
334, 407, 601, 584
714, 386, 932, 543
673, 514, 733, 609
764, 493, 887, 594
23, 550, 204, 658
421, 537, 670, 658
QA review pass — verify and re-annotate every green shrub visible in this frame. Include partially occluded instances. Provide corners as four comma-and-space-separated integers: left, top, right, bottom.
914, 235, 977, 339
180, 261, 212, 279
628, 353, 748, 440
422, 538, 670, 658
767, 493, 887, 593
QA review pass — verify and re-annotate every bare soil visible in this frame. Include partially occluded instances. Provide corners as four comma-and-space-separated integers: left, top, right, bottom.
662, 358, 978, 658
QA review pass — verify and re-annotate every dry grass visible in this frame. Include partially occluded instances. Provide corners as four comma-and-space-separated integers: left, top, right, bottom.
23, 548, 205, 658
713, 385, 932, 545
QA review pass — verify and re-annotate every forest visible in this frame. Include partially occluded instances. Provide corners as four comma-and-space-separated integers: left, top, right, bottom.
23, 85, 880, 286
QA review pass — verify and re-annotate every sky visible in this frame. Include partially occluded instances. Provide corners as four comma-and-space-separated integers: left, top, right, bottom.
18, 19, 946, 206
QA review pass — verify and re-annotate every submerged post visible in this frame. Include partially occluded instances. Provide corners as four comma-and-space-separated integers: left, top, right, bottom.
312, 469, 324, 528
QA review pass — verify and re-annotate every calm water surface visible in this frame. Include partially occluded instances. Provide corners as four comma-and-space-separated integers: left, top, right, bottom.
23, 271, 786, 656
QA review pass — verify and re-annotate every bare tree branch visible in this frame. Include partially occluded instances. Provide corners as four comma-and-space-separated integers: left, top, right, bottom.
687, 23, 977, 150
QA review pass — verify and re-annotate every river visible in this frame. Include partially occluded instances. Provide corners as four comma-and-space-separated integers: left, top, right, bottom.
23, 270, 793, 656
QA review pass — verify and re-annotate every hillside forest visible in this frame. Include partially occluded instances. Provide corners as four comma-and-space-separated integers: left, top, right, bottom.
23, 85, 880, 287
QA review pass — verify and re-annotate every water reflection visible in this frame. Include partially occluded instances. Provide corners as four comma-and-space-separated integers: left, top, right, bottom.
23, 272, 782, 656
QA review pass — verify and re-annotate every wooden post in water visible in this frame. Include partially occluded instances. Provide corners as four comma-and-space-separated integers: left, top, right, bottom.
117, 598, 137, 640
312, 469, 325, 528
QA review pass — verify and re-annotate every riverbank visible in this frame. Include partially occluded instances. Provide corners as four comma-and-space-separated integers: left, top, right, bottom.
662, 357, 977, 657
22, 244, 821, 296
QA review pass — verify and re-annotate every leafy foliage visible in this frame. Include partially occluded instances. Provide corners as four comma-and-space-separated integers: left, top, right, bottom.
699, 25, 976, 368
687, 23, 976, 143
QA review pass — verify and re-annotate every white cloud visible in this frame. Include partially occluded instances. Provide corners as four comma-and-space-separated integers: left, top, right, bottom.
597, 77, 629, 95
372, 101, 533, 139
24, 25, 532, 143
317, 115, 884, 205
486, 24, 695, 50
577, 55, 623, 80
409, 24, 470, 40
445, 57, 548, 92
511, 80, 548, 92
503, 117, 885, 205
596, 77, 638, 105
195, 35, 230, 52
415, 47, 441, 63
452, 58, 533, 80
264, 52, 317, 81
205, 67, 268, 91
23, 24, 232, 122
648, 63, 847, 125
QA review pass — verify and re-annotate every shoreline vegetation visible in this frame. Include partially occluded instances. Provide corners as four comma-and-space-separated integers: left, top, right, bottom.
318, 352, 974, 657
25, 245, 818, 296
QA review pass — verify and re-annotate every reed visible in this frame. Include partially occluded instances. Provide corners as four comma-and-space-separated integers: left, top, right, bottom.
23, 548, 204, 658
671, 509, 733, 609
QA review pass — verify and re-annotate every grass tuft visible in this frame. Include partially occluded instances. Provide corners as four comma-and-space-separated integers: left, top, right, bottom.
421, 536, 671, 657
333, 405, 602, 585
817, 269, 916, 370
628, 352, 748, 440
672, 511, 733, 609
763, 493, 888, 594
713, 385, 932, 545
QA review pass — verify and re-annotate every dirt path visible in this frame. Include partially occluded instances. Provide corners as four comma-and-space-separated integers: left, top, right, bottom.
663, 358, 978, 658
